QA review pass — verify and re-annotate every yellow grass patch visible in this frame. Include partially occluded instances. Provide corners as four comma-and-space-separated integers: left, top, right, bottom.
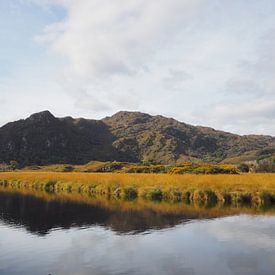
0, 172, 275, 205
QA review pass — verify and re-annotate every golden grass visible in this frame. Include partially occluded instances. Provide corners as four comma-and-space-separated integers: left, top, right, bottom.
0, 172, 275, 205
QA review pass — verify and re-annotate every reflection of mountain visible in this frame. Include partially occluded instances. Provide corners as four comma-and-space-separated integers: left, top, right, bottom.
0, 191, 189, 236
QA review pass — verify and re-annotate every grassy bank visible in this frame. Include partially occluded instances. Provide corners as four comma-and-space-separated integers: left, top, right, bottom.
21, 161, 238, 174
0, 172, 275, 206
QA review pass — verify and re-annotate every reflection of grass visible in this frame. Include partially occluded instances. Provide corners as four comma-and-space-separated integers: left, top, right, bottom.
0, 172, 275, 206
44, 180, 57, 193
1, 186, 275, 218
123, 187, 138, 200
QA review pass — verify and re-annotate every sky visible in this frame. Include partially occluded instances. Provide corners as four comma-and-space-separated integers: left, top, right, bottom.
1, 0, 275, 135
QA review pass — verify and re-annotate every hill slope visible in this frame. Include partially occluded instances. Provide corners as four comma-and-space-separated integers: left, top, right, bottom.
0, 110, 274, 166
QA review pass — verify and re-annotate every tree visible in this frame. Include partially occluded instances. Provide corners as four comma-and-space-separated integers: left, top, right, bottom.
9, 160, 19, 170
256, 158, 275, 173
237, 163, 250, 173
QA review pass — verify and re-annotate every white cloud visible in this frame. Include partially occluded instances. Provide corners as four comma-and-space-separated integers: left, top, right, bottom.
194, 99, 275, 135
36, 0, 203, 77
1, 0, 275, 135
33, 0, 208, 118
207, 216, 275, 250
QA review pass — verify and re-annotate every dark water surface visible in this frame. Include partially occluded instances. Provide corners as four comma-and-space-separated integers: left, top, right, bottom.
0, 191, 275, 275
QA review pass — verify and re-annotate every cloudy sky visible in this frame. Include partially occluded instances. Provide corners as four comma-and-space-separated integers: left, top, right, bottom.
1, 0, 275, 135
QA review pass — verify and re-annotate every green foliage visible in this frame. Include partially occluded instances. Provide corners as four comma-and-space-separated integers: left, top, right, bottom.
260, 192, 275, 204
257, 155, 271, 162
144, 188, 163, 201
44, 180, 57, 192
123, 165, 169, 174
63, 165, 74, 172
23, 161, 241, 175
256, 148, 275, 162
232, 193, 252, 205
170, 163, 238, 175
9, 160, 19, 170
237, 163, 250, 173
94, 162, 125, 172
123, 187, 138, 200
255, 158, 275, 173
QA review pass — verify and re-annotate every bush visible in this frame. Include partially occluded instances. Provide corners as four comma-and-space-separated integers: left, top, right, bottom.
147, 189, 163, 201
9, 160, 19, 170
170, 163, 238, 175
63, 165, 74, 172
255, 158, 275, 173
44, 180, 57, 192
123, 187, 138, 200
124, 165, 168, 174
238, 163, 250, 173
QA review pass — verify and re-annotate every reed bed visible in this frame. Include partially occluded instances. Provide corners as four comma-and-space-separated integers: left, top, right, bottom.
1, 185, 275, 218
0, 172, 275, 206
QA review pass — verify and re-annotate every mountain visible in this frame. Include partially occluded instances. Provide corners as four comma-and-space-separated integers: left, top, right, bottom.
0, 110, 274, 166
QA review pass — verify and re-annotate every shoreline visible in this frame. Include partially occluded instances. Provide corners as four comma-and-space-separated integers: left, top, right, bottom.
0, 172, 275, 207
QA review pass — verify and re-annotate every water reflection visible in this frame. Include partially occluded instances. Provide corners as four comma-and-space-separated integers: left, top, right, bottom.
0, 191, 190, 235
0, 190, 275, 236
0, 191, 275, 275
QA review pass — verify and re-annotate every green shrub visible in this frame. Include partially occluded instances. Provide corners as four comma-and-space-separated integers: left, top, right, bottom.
170, 163, 238, 174
123, 187, 138, 200
44, 180, 57, 192
9, 160, 19, 170
145, 188, 163, 201
238, 163, 250, 173
260, 192, 275, 205
255, 158, 275, 173
63, 165, 74, 172
205, 191, 218, 204
124, 165, 167, 174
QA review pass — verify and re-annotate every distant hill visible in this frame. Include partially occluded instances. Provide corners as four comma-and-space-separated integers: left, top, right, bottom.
0, 110, 274, 166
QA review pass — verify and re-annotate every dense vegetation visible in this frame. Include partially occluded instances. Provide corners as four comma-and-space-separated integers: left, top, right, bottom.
0, 110, 274, 166
3, 158, 275, 174
169, 163, 238, 174
19, 161, 239, 174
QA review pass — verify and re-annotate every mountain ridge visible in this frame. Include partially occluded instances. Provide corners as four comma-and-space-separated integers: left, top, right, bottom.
0, 110, 274, 166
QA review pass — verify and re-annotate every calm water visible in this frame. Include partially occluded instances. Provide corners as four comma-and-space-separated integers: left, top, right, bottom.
0, 191, 275, 275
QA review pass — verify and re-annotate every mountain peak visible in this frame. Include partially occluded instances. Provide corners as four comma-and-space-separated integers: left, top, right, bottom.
110, 110, 151, 118
28, 111, 56, 123
103, 111, 152, 125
